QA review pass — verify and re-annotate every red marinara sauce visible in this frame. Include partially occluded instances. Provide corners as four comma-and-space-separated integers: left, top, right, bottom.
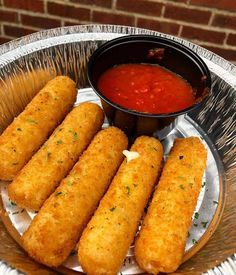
97, 64, 195, 114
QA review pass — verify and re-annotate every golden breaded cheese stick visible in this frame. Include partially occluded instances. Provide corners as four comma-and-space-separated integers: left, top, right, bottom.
135, 137, 207, 274
0, 76, 76, 181
78, 136, 163, 275
8, 102, 104, 210
22, 127, 128, 267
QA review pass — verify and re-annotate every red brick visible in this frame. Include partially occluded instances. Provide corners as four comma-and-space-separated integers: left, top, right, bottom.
21, 14, 60, 29
117, 0, 163, 17
212, 14, 236, 30
92, 11, 134, 25
137, 18, 180, 35
0, 9, 18, 22
0, 37, 12, 44
164, 4, 211, 24
4, 25, 37, 38
202, 44, 236, 62
227, 33, 236, 46
181, 25, 226, 44
190, 0, 236, 12
70, 0, 112, 8
3, 0, 44, 12
47, 2, 90, 20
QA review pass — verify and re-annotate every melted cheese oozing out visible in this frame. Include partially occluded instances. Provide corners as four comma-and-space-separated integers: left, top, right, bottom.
123, 150, 140, 163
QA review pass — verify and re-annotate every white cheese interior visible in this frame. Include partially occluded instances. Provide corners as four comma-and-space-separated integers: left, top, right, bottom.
123, 150, 140, 163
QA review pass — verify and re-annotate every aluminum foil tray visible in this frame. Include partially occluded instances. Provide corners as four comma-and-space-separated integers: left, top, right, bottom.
0, 25, 235, 275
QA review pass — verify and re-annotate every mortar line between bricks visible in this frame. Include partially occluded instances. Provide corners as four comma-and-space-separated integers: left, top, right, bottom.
112, 0, 117, 10
44, 0, 48, 14
0, 24, 3, 36
0, 34, 16, 40
178, 25, 183, 37
223, 32, 229, 46
89, 8, 93, 22
2, 22, 42, 31
189, 39, 236, 50
0, 6, 50, 16
208, 11, 215, 26
160, 4, 165, 18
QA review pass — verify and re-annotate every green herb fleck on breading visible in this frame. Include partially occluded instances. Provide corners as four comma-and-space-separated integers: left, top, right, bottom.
179, 184, 185, 190
125, 186, 131, 196
69, 130, 78, 141
55, 191, 63, 197
194, 212, 199, 219
213, 200, 218, 205
73, 132, 78, 141
67, 181, 74, 186
202, 181, 206, 188
189, 182, 193, 188
46, 152, 51, 161
109, 206, 116, 212
27, 118, 38, 124
12, 211, 19, 215
192, 239, 198, 244
17, 128, 22, 131
201, 221, 208, 228
56, 140, 62, 145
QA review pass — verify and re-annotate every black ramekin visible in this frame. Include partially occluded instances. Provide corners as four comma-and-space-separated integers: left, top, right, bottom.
87, 35, 211, 138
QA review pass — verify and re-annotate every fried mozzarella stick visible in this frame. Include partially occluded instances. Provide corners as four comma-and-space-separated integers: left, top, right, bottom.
78, 136, 163, 275
0, 76, 76, 181
135, 137, 207, 274
8, 102, 104, 210
22, 127, 128, 267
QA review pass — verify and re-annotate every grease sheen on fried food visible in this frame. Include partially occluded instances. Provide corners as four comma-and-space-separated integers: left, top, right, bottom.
22, 127, 128, 268
78, 136, 164, 275
135, 137, 207, 274
0, 76, 76, 181
8, 102, 104, 210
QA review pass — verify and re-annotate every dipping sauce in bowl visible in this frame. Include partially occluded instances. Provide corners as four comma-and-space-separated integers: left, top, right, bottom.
98, 63, 195, 114
88, 35, 211, 138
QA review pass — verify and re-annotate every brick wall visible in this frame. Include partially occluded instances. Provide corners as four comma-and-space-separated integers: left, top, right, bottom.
0, 0, 236, 63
